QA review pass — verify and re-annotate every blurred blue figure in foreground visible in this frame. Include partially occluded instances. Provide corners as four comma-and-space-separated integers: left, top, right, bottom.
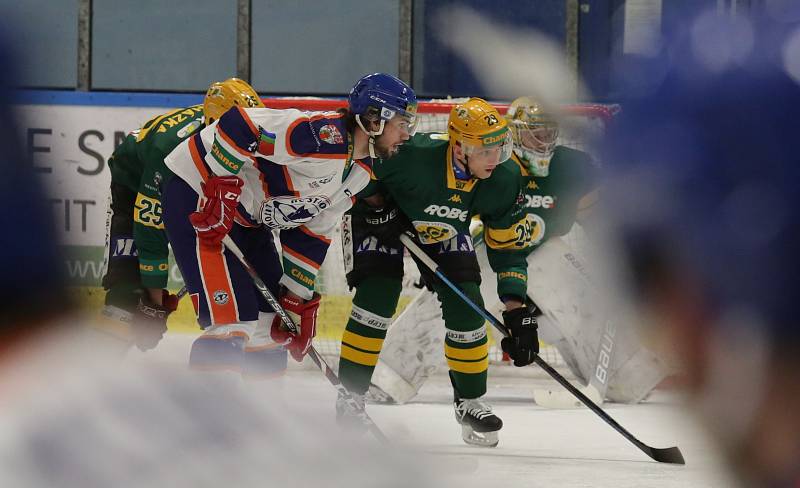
0, 25, 70, 332
605, 7, 800, 488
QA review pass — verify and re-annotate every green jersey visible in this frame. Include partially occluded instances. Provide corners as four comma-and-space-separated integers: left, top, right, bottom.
483, 145, 596, 292
360, 132, 532, 299
108, 104, 205, 288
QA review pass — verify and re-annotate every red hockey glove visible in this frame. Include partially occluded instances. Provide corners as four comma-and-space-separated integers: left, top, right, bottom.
189, 176, 244, 245
132, 289, 181, 351
270, 292, 322, 362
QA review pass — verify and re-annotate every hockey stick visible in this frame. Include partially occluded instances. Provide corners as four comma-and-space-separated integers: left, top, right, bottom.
399, 232, 684, 464
220, 235, 389, 444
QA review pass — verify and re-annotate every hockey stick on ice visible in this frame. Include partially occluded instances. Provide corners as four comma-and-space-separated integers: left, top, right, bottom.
221, 235, 389, 444
400, 232, 684, 464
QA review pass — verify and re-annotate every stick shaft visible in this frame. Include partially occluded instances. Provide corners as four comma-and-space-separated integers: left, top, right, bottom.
399, 233, 684, 464
221, 235, 389, 444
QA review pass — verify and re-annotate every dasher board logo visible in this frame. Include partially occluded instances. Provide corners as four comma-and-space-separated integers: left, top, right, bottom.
261, 195, 331, 229
413, 220, 457, 244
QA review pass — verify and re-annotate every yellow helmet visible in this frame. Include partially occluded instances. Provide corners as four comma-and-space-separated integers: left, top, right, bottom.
203, 78, 264, 124
448, 98, 512, 162
505, 96, 559, 176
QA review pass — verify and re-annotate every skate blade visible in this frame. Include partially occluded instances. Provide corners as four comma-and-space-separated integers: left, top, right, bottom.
461, 425, 499, 448
365, 384, 396, 404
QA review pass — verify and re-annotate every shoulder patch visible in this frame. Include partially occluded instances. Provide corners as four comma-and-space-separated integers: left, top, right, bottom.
318, 124, 344, 144
287, 114, 348, 157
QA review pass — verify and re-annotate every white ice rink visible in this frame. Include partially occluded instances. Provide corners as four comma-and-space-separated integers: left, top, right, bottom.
131, 333, 735, 488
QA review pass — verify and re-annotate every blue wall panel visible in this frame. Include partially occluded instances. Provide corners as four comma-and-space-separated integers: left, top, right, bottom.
92, 0, 238, 91
0, 1, 78, 88
413, 0, 567, 98
252, 0, 399, 95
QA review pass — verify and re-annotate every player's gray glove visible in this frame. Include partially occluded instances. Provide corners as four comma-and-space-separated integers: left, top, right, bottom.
501, 304, 540, 367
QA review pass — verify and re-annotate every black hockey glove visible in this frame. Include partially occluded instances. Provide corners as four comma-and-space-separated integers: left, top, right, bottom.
364, 203, 410, 247
132, 290, 179, 351
500, 304, 540, 367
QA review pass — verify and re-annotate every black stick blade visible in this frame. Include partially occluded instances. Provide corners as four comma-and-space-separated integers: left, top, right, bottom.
649, 446, 685, 465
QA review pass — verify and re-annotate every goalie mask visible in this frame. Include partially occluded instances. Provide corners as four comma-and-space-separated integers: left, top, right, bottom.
204, 78, 264, 124
506, 96, 559, 177
448, 98, 513, 169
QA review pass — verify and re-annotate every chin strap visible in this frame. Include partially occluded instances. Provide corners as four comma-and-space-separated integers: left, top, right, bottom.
356, 114, 387, 159
453, 154, 472, 180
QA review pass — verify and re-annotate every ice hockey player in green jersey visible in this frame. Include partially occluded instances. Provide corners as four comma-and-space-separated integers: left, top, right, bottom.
98, 78, 264, 351
337, 98, 541, 447
370, 97, 668, 408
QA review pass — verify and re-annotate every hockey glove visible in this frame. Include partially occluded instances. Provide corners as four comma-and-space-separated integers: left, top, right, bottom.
189, 176, 244, 245
270, 292, 322, 362
132, 289, 180, 351
364, 203, 410, 248
500, 304, 540, 367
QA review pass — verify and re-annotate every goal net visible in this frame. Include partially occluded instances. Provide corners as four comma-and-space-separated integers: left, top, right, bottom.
263, 97, 618, 370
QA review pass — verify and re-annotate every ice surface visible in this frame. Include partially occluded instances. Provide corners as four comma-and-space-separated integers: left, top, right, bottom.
130, 333, 735, 488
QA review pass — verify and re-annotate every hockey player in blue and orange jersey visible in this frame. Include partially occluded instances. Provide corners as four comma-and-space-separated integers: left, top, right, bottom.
100, 78, 264, 353
161, 73, 417, 375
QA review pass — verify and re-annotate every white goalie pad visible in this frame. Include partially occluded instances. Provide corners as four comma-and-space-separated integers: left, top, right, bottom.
369, 288, 446, 404
370, 228, 670, 405
477, 235, 669, 404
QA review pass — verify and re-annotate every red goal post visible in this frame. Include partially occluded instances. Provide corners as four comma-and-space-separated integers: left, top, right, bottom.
262, 98, 618, 150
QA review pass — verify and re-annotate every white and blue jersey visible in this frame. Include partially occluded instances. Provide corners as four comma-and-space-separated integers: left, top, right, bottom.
165, 106, 373, 298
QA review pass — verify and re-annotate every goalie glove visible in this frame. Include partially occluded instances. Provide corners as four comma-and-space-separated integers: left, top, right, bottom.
500, 304, 540, 367
189, 176, 244, 245
132, 290, 180, 351
270, 292, 322, 362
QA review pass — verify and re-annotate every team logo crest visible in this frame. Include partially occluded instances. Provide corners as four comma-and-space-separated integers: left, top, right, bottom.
413, 220, 457, 244
213, 290, 229, 305
319, 124, 344, 144
260, 195, 331, 229
525, 214, 546, 246
456, 107, 469, 120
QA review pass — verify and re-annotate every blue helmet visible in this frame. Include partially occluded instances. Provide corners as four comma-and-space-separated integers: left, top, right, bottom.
348, 73, 418, 137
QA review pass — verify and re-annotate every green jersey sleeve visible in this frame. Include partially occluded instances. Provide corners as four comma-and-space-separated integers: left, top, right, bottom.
475, 160, 532, 301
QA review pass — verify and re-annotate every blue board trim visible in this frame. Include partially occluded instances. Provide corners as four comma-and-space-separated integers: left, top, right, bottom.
13, 89, 205, 107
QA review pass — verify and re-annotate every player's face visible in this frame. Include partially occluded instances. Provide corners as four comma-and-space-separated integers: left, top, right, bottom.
374, 115, 413, 158
465, 145, 504, 179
